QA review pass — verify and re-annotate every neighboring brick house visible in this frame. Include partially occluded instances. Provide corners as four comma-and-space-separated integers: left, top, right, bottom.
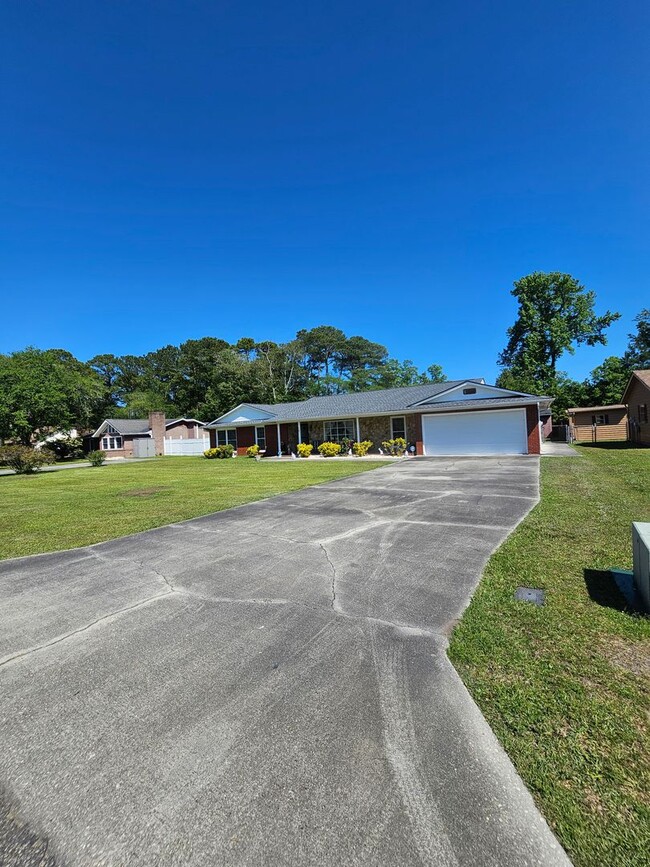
92, 414, 206, 457
622, 370, 650, 445
205, 380, 552, 457
567, 405, 628, 443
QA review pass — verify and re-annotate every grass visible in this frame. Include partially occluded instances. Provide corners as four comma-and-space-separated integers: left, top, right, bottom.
449, 444, 650, 867
0, 456, 386, 560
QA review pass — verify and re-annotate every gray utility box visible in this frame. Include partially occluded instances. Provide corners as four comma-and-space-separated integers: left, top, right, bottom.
632, 522, 650, 613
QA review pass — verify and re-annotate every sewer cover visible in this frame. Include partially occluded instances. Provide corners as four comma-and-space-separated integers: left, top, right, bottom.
514, 586, 545, 606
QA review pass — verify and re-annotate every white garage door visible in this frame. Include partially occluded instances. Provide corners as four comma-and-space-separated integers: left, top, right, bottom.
422, 409, 528, 456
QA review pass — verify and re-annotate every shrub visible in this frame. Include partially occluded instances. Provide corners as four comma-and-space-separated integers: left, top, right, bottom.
352, 440, 373, 457
0, 445, 56, 474
246, 444, 260, 458
381, 437, 407, 456
340, 437, 354, 455
87, 450, 106, 467
203, 445, 235, 459
42, 435, 84, 461
297, 442, 313, 458
318, 441, 342, 457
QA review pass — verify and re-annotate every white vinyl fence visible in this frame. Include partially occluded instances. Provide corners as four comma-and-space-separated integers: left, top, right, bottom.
164, 436, 210, 456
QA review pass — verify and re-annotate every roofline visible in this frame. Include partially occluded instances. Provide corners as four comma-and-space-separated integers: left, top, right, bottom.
408, 380, 544, 407
621, 370, 650, 404
165, 417, 206, 427
92, 419, 152, 437
206, 398, 546, 428
207, 403, 277, 427
567, 404, 627, 413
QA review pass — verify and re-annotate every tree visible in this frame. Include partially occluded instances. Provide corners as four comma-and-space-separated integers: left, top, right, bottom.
586, 356, 630, 406
498, 272, 620, 380
624, 308, 650, 370
0, 348, 106, 443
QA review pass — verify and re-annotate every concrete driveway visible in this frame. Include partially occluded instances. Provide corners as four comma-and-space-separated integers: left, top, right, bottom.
0, 457, 569, 866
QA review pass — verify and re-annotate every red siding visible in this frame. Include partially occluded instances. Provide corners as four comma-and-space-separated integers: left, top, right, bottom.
526, 405, 541, 455
413, 413, 424, 456
264, 424, 279, 456
236, 426, 255, 456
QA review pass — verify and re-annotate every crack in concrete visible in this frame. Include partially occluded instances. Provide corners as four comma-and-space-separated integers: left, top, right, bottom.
319, 542, 340, 612
0, 589, 173, 670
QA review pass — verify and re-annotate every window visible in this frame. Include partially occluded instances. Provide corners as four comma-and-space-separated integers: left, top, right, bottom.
391, 416, 406, 439
217, 429, 237, 448
592, 414, 609, 426
101, 436, 123, 450
323, 419, 355, 443
255, 426, 266, 449
462, 387, 477, 395
639, 405, 648, 424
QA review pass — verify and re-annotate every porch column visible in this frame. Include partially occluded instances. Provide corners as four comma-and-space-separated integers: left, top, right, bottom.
298, 422, 303, 444
276, 422, 282, 457
355, 417, 361, 442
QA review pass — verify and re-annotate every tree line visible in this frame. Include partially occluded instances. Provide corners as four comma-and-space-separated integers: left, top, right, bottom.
0, 326, 446, 444
0, 275, 647, 445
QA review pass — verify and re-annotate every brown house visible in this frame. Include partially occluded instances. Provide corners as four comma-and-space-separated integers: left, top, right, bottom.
622, 370, 650, 445
567, 405, 628, 443
206, 380, 552, 457
92, 414, 206, 457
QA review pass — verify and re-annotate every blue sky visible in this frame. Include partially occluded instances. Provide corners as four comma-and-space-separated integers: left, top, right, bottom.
1, 0, 648, 383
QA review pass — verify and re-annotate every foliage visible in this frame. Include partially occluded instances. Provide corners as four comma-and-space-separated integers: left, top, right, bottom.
339, 437, 354, 454
586, 356, 630, 407
203, 445, 235, 459
352, 440, 373, 456
0, 445, 55, 473
0, 348, 106, 444
449, 445, 650, 867
624, 308, 650, 370
246, 444, 260, 458
317, 441, 342, 457
381, 437, 407, 456
498, 272, 619, 383
87, 450, 106, 467
41, 435, 84, 461
297, 443, 313, 458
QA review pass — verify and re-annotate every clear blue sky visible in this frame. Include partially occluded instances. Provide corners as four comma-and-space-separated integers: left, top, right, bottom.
1, 1, 648, 383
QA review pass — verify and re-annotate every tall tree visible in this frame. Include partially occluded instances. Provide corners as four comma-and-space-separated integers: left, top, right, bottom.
498, 272, 620, 381
0, 348, 106, 443
624, 308, 650, 370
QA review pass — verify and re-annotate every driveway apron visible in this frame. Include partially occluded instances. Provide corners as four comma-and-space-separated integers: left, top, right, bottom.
0, 457, 570, 866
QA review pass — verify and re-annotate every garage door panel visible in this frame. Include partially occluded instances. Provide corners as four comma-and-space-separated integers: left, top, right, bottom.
422, 409, 527, 456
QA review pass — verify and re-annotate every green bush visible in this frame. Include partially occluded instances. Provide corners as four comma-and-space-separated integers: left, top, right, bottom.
203, 445, 235, 459
246, 444, 260, 458
318, 441, 342, 457
352, 440, 373, 457
340, 437, 354, 455
0, 445, 56, 474
297, 442, 313, 458
381, 437, 407, 456
42, 435, 84, 461
87, 450, 106, 467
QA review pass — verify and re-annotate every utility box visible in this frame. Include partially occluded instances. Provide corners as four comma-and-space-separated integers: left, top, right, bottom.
632, 522, 650, 613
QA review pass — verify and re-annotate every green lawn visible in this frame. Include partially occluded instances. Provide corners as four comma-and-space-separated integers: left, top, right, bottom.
0, 457, 386, 560
449, 444, 650, 867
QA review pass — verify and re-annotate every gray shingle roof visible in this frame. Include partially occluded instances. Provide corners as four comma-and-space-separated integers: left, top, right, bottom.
242, 381, 470, 420
207, 379, 548, 426
101, 418, 151, 435
420, 396, 542, 411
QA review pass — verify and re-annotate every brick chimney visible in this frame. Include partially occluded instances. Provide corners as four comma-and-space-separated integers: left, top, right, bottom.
148, 412, 166, 456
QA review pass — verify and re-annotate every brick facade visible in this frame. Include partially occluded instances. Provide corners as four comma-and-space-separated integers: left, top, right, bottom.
148, 412, 166, 456
525, 405, 541, 455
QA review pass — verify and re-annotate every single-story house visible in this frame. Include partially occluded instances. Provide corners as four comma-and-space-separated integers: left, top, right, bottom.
206, 379, 552, 457
92, 413, 206, 457
567, 405, 628, 443
622, 370, 650, 445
